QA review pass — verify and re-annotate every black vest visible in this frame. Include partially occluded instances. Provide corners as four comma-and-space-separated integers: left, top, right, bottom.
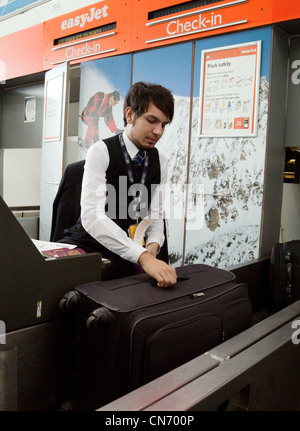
63, 134, 161, 256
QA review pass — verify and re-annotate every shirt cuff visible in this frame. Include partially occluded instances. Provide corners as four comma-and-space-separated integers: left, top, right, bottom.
123, 241, 148, 264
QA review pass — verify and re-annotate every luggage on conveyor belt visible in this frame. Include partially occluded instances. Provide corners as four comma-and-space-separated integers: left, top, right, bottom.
270, 240, 300, 307
59, 263, 252, 410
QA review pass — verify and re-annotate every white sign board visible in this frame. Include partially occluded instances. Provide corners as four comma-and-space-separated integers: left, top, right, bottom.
199, 41, 261, 137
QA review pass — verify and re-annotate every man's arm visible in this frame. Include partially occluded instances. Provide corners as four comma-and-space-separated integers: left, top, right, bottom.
145, 242, 159, 257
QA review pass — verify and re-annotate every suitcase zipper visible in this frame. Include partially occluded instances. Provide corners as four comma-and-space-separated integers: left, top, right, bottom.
97, 279, 239, 312
128, 283, 247, 336
190, 292, 205, 298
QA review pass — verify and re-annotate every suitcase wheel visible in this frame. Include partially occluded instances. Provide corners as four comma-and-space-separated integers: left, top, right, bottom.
86, 307, 115, 330
59, 290, 82, 312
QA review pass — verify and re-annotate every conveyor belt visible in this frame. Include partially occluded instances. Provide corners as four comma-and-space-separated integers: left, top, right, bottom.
99, 300, 300, 411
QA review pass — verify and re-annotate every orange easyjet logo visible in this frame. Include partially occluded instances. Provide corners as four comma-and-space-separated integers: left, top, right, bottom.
61, 5, 109, 31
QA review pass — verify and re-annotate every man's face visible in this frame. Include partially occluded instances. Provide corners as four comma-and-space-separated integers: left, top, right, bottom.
125, 102, 170, 151
108, 96, 118, 107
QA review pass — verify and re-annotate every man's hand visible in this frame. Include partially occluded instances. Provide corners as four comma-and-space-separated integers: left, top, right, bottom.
138, 251, 177, 288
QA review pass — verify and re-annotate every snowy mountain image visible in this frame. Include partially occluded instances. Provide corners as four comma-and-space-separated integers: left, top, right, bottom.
77, 54, 269, 270
158, 76, 269, 269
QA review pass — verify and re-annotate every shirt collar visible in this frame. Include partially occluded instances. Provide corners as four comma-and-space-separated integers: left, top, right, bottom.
123, 131, 140, 159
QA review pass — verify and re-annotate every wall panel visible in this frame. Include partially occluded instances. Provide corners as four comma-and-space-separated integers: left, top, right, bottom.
185, 27, 272, 267
1, 83, 44, 149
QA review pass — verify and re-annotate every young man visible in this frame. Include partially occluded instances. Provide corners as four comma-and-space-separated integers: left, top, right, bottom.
61, 82, 177, 288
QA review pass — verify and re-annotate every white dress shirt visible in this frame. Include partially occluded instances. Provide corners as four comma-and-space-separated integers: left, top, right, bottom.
80, 132, 168, 263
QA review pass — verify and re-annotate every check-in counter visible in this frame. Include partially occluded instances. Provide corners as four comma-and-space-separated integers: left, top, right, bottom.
0, 195, 103, 410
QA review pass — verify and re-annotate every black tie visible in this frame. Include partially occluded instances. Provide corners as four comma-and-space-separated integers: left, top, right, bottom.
132, 150, 145, 167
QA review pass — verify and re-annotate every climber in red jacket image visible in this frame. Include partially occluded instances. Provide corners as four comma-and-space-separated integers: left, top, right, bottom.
81, 90, 122, 145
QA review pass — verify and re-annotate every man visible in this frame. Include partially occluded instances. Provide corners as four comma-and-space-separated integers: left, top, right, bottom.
81, 90, 122, 145
60, 82, 177, 288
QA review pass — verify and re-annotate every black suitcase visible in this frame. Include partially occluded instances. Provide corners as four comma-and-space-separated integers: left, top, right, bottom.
60, 264, 252, 410
270, 240, 300, 307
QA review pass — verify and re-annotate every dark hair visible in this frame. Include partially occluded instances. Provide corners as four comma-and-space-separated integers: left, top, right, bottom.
109, 90, 120, 101
123, 82, 174, 126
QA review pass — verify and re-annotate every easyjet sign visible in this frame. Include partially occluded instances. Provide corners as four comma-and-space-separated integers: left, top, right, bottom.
43, 0, 274, 69
43, 0, 129, 68
144, 7, 249, 45
132, 0, 273, 51
60, 5, 109, 31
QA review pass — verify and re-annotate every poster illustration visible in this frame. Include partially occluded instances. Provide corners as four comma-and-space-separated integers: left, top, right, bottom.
78, 54, 131, 158
184, 30, 271, 269
77, 28, 271, 269
199, 41, 261, 137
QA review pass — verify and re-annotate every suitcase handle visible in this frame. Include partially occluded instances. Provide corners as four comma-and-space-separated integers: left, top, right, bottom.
151, 275, 190, 286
